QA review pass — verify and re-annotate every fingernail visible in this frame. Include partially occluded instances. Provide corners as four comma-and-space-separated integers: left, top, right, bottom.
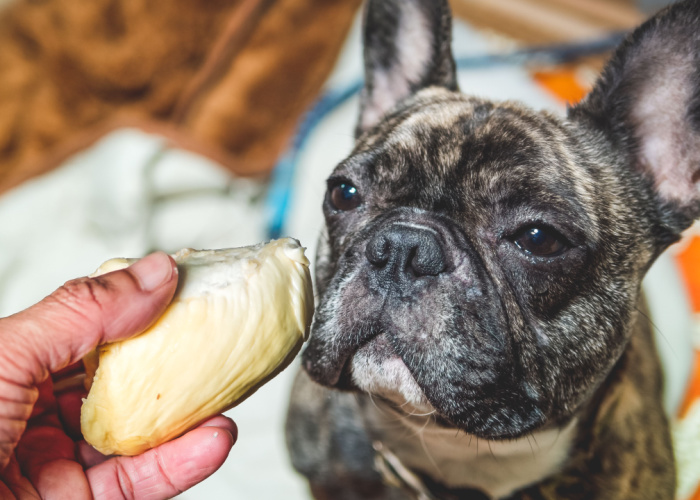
129, 252, 176, 292
214, 429, 236, 446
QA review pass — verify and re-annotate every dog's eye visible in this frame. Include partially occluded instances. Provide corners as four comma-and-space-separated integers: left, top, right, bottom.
513, 226, 567, 257
330, 183, 361, 211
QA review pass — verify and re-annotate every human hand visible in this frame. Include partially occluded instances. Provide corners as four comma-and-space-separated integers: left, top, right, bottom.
0, 252, 237, 499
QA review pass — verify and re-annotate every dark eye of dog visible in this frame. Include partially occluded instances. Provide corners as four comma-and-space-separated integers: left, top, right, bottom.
513, 226, 566, 257
330, 183, 361, 211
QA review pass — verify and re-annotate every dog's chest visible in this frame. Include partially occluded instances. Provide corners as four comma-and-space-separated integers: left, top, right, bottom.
362, 401, 577, 499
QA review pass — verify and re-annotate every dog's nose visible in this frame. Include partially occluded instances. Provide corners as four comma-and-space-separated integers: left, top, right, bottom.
365, 224, 447, 281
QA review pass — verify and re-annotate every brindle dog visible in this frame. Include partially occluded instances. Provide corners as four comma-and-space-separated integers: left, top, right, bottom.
286, 0, 699, 498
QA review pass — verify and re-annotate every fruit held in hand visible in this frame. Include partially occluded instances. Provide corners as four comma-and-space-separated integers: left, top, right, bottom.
80, 238, 314, 456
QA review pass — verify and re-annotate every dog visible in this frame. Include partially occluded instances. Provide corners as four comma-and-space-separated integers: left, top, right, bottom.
285, 0, 699, 498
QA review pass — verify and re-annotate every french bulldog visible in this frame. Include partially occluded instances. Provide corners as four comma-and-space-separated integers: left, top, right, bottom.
286, 0, 699, 498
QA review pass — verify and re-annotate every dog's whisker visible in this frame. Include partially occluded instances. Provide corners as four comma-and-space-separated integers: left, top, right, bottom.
487, 440, 500, 465
529, 432, 541, 453
525, 433, 537, 459
634, 305, 679, 361
416, 418, 446, 481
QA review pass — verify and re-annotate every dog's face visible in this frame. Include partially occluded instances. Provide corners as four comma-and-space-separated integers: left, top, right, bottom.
302, 0, 700, 440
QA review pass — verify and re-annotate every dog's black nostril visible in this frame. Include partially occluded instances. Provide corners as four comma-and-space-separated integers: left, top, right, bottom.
365, 224, 447, 281
411, 236, 446, 276
366, 234, 390, 267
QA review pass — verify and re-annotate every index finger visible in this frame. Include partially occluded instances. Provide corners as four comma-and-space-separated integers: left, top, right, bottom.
86, 416, 237, 499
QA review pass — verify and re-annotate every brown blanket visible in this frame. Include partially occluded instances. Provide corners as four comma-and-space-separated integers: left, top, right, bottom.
0, 0, 361, 194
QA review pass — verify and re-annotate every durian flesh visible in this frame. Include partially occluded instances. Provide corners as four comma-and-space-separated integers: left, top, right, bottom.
80, 238, 314, 456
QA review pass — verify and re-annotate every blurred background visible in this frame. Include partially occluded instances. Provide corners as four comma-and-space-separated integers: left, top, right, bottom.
0, 0, 697, 498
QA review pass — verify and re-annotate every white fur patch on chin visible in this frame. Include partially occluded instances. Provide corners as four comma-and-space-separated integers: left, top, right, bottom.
351, 348, 433, 413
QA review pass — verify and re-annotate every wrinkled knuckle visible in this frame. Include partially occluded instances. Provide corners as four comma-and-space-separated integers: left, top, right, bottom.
0, 428, 22, 457
114, 459, 136, 500
0, 418, 26, 463
119, 269, 142, 291
53, 278, 105, 317
154, 450, 181, 495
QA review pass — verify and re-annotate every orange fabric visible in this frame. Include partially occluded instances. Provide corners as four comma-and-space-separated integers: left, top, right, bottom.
676, 237, 700, 313
678, 352, 700, 419
675, 237, 700, 421
532, 67, 590, 105
0, 0, 362, 194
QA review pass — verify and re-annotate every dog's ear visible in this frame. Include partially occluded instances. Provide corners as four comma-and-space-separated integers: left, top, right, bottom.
570, 0, 700, 231
356, 0, 458, 137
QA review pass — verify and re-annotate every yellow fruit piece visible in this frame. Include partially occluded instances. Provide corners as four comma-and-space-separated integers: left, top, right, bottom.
80, 238, 314, 456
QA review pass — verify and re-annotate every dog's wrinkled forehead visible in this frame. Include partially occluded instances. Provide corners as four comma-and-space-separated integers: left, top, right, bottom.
344, 88, 599, 236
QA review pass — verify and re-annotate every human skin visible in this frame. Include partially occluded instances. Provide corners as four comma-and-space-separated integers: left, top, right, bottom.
0, 252, 237, 499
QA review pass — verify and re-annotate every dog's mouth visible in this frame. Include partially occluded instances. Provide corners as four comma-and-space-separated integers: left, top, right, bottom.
325, 326, 383, 389
330, 331, 435, 412
331, 336, 377, 390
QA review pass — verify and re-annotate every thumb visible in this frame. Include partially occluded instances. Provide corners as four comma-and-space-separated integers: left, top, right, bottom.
0, 252, 178, 386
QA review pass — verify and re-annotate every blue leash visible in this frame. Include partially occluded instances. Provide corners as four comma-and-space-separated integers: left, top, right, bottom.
265, 81, 363, 239
265, 33, 626, 239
